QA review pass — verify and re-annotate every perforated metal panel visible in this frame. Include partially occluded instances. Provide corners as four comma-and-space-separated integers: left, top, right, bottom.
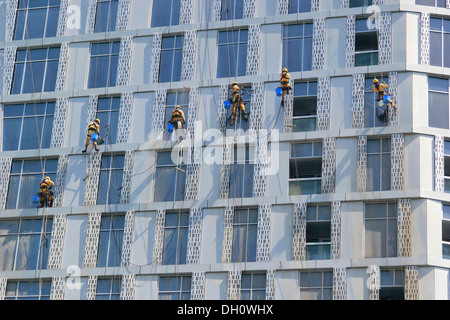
186, 208, 203, 264
316, 77, 331, 131
378, 12, 392, 65
47, 214, 68, 269
150, 89, 167, 141
5, 0, 17, 41
322, 137, 336, 194
256, 204, 271, 262
447, 0, 450, 8
120, 150, 134, 204
181, 30, 197, 81
331, 201, 341, 260
246, 24, 261, 76
0, 50, 3, 99
266, 270, 276, 300
357, 136, 367, 192
292, 202, 307, 261
397, 199, 412, 258
55, 42, 70, 91
420, 13, 430, 65
150, 34, 162, 83
243, 0, 256, 18
352, 74, 365, 129
249, 82, 264, 134
0, 278, 7, 300
120, 274, 136, 300
367, 265, 380, 300
312, 0, 319, 11
3, 46, 17, 96
152, 209, 166, 266
116, 92, 134, 144
211, 0, 221, 21
333, 268, 347, 300
227, 270, 241, 300
276, 0, 289, 15
391, 133, 405, 191
283, 79, 294, 133
435, 136, 445, 192
186, 87, 200, 138
83, 151, 102, 206
82, 212, 102, 268
85, 275, 98, 300
180, 0, 193, 24
0, 157, 12, 210
56, 0, 70, 36
191, 271, 206, 300
253, 138, 268, 198
116, 36, 133, 87
121, 210, 135, 266
312, 18, 326, 70
185, 161, 201, 201
345, 15, 356, 68
50, 277, 66, 300
340, 0, 349, 8
86, 94, 98, 130
404, 266, 419, 300
388, 72, 398, 126
50, 98, 69, 149
222, 206, 234, 263
116, 0, 130, 31
85, 0, 98, 33
218, 84, 229, 134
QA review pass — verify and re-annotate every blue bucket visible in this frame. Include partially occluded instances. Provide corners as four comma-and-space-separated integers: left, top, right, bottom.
91, 133, 98, 142
33, 195, 40, 204
224, 100, 231, 109
167, 123, 174, 133
383, 94, 391, 104
275, 87, 283, 97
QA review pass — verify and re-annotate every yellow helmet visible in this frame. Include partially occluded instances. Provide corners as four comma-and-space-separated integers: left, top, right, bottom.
373, 79, 379, 83
175, 105, 181, 109
231, 81, 238, 86
282, 68, 288, 72
94, 118, 100, 124
45, 176, 50, 180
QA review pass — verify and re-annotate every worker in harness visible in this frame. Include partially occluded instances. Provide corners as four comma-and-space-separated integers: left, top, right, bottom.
169, 105, 186, 131
82, 118, 103, 152
372, 79, 396, 109
38, 176, 54, 208
280, 68, 291, 105
229, 81, 248, 125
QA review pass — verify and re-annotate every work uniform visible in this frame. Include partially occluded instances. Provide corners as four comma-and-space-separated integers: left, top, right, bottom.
170, 108, 186, 129
372, 80, 396, 108
230, 83, 247, 124
39, 177, 54, 208
83, 120, 100, 151
280, 70, 291, 100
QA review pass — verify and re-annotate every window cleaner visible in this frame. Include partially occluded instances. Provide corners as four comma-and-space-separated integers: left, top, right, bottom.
37, 176, 54, 208
82, 118, 104, 153
228, 81, 248, 125
278, 68, 291, 106
168, 105, 187, 140
372, 79, 396, 110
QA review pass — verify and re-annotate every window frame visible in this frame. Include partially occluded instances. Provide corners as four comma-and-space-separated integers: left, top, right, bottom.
88, 41, 120, 89
158, 275, 192, 300
95, 277, 122, 300
162, 211, 190, 265
96, 213, 125, 268
241, 272, 267, 300
231, 207, 258, 263
97, 154, 125, 205
299, 270, 333, 300
366, 138, 391, 191
220, 0, 244, 21
164, 91, 190, 140
430, 17, 450, 68
95, 96, 121, 145
293, 80, 318, 132
288, 0, 312, 13
415, 0, 447, 8
94, 0, 119, 33
151, 0, 181, 27
229, 144, 254, 199
153, 150, 186, 202
379, 269, 405, 300
428, 77, 449, 130
289, 141, 323, 195
445, 140, 450, 193
5, 279, 52, 300
443, 203, 450, 259
158, 34, 184, 83
282, 23, 313, 73
217, 28, 248, 78
355, 18, 379, 67
349, 0, 373, 7
364, 76, 390, 128
305, 204, 331, 260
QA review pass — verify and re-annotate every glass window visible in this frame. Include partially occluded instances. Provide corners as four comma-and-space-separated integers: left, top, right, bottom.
3, 102, 55, 151
428, 77, 449, 130
11, 47, 60, 94
289, 141, 322, 195
94, 0, 119, 33
355, 19, 378, 67
229, 144, 254, 198
96, 214, 124, 268
282, 23, 313, 73
232, 208, 258, 263
95, 277, 121, 300
241, 273, 266, 300
293, 81, 317, 132
445, 140, 450, 193
13, 0, 60, 40
151, 0, 181, 27
306, 205, 331, 260
154, 151, 186, 202
288, 0, 312, 13
164, 91, 190, 140
299, 270, 333, 300
88, 41, 120, 89
365, 203, 397, 258
350, 0, 373, 7
6, 158, 58, 209
158, 275, 191, 300
364, 77, 391, 127
367, 138, 391, 191
430, 18, 450, 68
162, 211, 189, 265
379, 269, 404, 300
443, 204, 450, 259
217, 29, 248, 78
415, 0, 446, 7
96, 96, 121, 145
221, 0, 244, 20
97, 154, 124, 205
5, 280, 52, 300
0, 218, 53, 271
159, 35, 183, 83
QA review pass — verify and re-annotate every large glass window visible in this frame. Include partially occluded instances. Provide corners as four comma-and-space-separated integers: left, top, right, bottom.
159, 35, 183, 83
95, 277, 122, 300
367, 138, 391, 191
217, 29, 248, 78
241, 273, 266, 300
282, 24, 313, 73
445, 140, 450, 193
162, 211, 189, 265
289, 142, 322, 195
13, 0, 60, 40
6, 158, 58, 209
306, 205, 331, 260
288, 0, 312, 13
3, 102, 54, 151
428, 77, 449, 130
299, 270, 333, 300
97, 154, 124, 205
11, 47, 60, 94
154, 151, 186, 202
293, 80, 317, 132
443, 204, 450, 259
379, 269, 404, 300
0, 218, 53, 271
94, 0, 119, 33
350, 0, 373, 7
232, 208, 258, 263
96, 97, 120, 145
416, 0, 446, 7
229, 144, 254, 198
96, 214, 124, 268
164, 91, 189, 140
88, 41, 120, 89
158, 275, 191, 300
365, 203, 397, 258
151, 0, 181, 27
5, 280, 52, 300
221, 0, 244, 20
355, 18, 378, 67
430, 18, 450, 68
